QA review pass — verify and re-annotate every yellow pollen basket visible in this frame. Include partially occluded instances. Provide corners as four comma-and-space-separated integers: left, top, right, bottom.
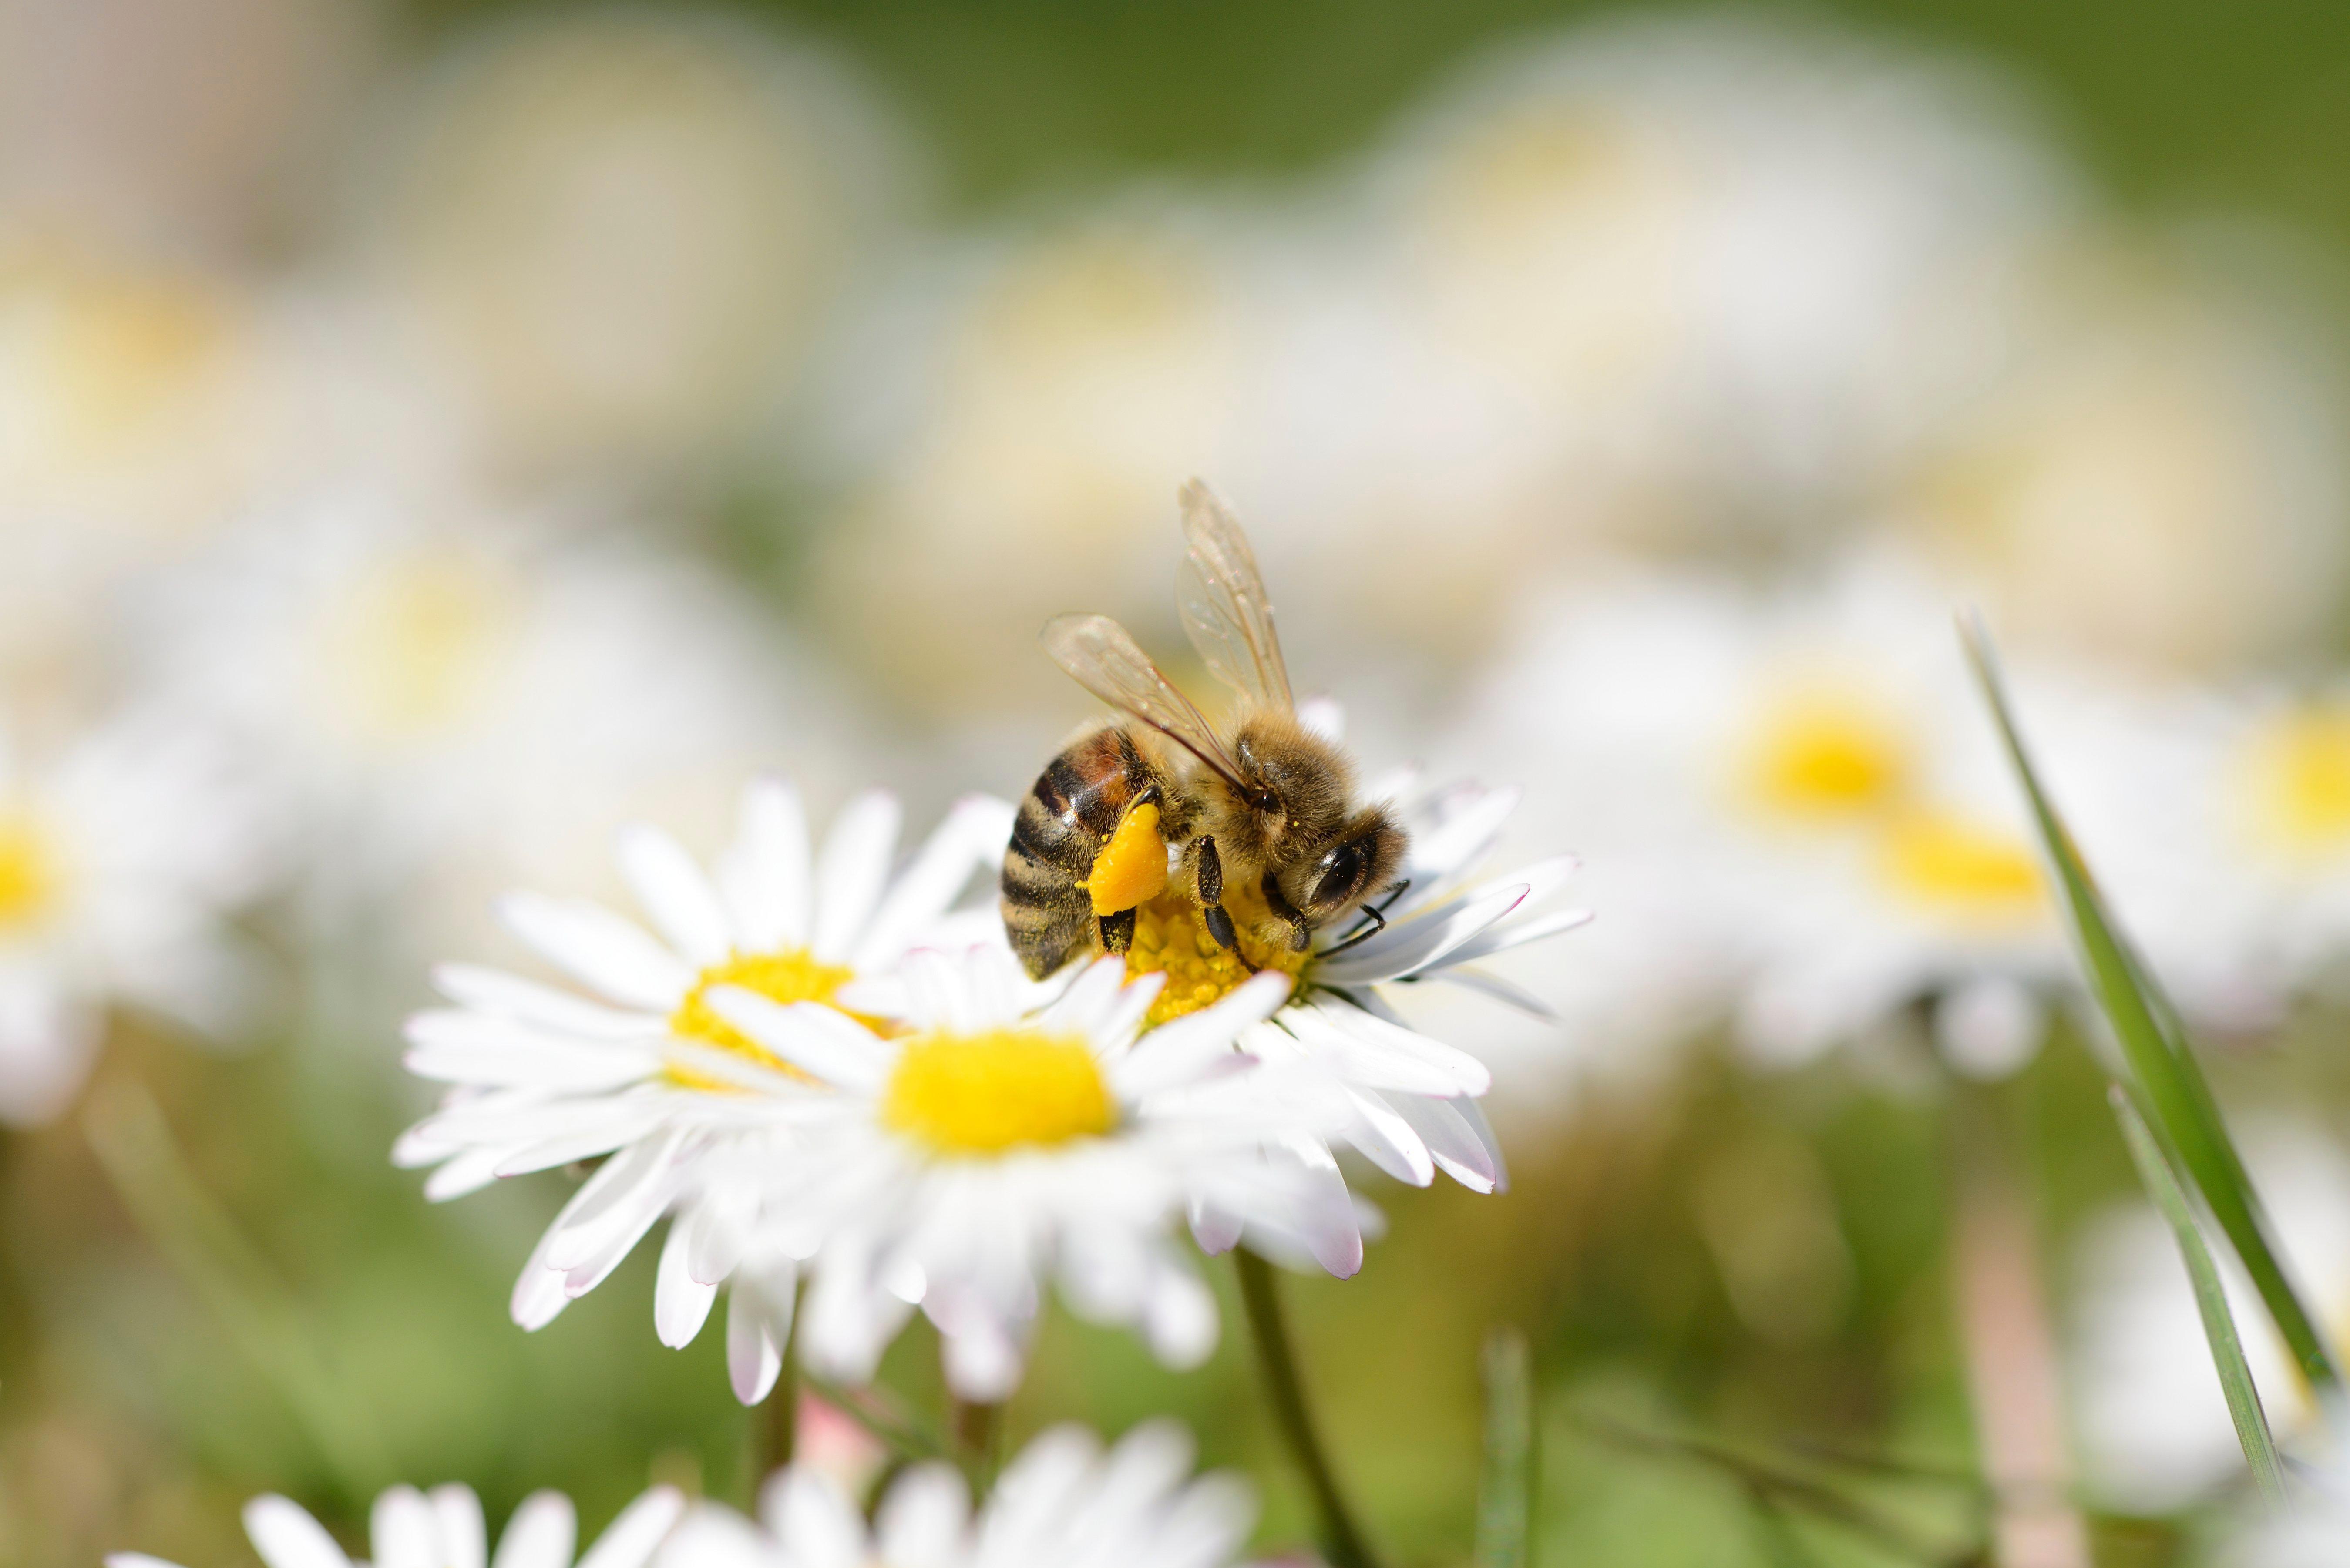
1121, 883, 1309, 1029
667, 949, 860, 1090
881, 1029, 1115, 1156
2245, 706, 2350, 855
0, 811, 58, 930
1878, 813, 2043, 923
1081, 802, 1168, 915
1747, 697, 1909, 822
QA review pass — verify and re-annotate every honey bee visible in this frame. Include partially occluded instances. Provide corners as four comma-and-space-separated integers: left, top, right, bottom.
1000, 480, 1408, 981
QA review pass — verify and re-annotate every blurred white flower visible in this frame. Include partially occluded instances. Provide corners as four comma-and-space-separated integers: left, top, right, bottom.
365, 7, 904, 478
660, 1420, 1254, 1568
0, 236, 279, 715
396, 779, 1011, 1382
2219, 1449, 2350, 1568
108, 1480, 684, 1568
692, 945, 1345, 1400
811, 201, 1263, 716
0, 708, 277, 1125
1362, 14, 2069, 553
1454, 553, 2108, 1078
140, 490, 867, 958
1892, 241, 2350, 675
2069, 1118, 2350, 1512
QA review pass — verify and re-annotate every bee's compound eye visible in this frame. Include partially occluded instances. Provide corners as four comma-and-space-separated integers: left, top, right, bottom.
1310, 841, 1367, 910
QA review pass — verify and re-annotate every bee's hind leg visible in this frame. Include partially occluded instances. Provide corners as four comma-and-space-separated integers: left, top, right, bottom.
1099, 907, 1137, 956
1194, 838, 1255, 971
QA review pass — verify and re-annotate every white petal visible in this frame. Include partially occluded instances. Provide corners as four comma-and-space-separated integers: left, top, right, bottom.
771, 1470, 869, 1568
432, 965, 666, 1039
656, 1219, 719, 1348
1313, 883, 1530, 986
702, 990, 892, 1092
499, 893, 693, 1011
490, 1494, 576, 1568
873, 1465, 969, 1568
1341, 1089, 1436, 1187
615, 826, 733, 969
428, 1487, 487, 1568
545, 1131, 685, 1270
852, 796, 1016, 972
717, 778, 812, 954
1407, 784, 1521, 882
422, 1147, 512, 1202
1441, 907, 1594, 969
1289, 1004, 1491, 1097
1431, 967, 1557, 1018
575, 1487, 685, 1568
1141, 1261, 1218, 1370
1391, 1095, 1502, 1194
243, 1496, 351, 1568
370, 1486, 437, 1568
811, 791, 902, 963
727, 1287, 783, 1404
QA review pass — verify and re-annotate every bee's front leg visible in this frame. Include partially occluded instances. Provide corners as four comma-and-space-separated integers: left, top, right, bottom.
1259, 871, 1312, 953
1194, 838, 1251, 968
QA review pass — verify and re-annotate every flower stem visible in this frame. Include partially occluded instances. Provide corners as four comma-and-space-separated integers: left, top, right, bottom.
1235, 1248, 1382, 1568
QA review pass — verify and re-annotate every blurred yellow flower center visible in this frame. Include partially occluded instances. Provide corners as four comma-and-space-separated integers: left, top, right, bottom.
667, 949, 857, 1089
1879, 814, 2043, 921
881, 1029, 1114, 1156
1748, 698, 1909, 821
1122, 886, 1310, 1029
0, 811, 59, 929
2245, 706, 2350, 854
328, 555, 507, 742
3, 254, 229, 463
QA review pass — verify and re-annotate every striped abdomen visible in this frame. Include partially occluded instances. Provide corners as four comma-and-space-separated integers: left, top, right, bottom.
1001, 726, 1153, 980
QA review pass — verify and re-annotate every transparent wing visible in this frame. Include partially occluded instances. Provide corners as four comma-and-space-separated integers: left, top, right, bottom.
1177, 478, 1293, 712
1041, 614, 1246, 789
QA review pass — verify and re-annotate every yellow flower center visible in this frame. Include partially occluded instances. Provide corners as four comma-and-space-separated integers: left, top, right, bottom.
881, 1029, 1115, 1156
323, 554, 509, 743
1746, 695, 1910, 822
1121, 884, 1311, 1029
2243, 705, 2350, 856
1878, 813, 2044, 924
667, 949, 859, 1090
0, 810, 59, 930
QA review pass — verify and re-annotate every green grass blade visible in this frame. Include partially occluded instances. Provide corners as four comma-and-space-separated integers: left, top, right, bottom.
1960, 618, 2341, 1400
1476, 1327, 1536, 1568
2108, 1087, 2289, 1509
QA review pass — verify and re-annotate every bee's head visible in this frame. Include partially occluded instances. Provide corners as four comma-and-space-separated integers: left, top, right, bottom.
1275, 803, 1407, 929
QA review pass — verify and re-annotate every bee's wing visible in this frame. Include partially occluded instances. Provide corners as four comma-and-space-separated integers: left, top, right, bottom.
1042, 613, 1248, 791
1176, 479, 1294, 712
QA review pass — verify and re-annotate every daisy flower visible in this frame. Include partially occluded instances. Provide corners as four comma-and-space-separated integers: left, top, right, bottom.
686, 943, 1348, 1400
1452, 552, 2145, 1079
367, 7, 905, 477
141, 489, 872, 960
108, 1481, 683, 1568
2068, 1117, 2350, 1513
394, 778, 1014, 1377
661, 1419, 1253, 1568
0, 708, 276, 1125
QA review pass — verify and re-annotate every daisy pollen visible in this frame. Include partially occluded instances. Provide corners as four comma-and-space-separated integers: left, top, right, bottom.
1124, 884, 1310, 1026
1746, 692, 1910, 820
1878, 811, 2043, 923
669, 948, 860, 1081
881, 1027, 1116, 1154
0, 810, 57, 926
2244, 702, 2350, 854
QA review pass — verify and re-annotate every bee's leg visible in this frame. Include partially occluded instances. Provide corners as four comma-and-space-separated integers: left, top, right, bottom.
1259, 871, 1312, 953
1195, 838, 1252, 967
1098, 907, 1137, 956
1320, 880, 1409, 960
